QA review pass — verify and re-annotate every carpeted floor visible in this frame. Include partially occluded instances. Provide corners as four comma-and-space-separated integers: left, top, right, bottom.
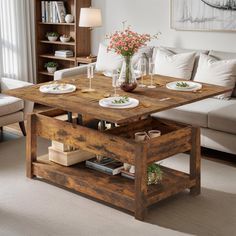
0, 138, 236, 236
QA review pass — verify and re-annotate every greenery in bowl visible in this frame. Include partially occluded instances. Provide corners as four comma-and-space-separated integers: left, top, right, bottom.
44, 62, 58, 68
46, 32, 59, 38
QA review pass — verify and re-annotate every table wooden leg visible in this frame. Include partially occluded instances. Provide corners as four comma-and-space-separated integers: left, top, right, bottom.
67, 112, 73, 123
100, 120, 106, 131
26, 114, 37, 179
77, 114, 83, 125
135, 145, 148, 220
190, 127, 201, 195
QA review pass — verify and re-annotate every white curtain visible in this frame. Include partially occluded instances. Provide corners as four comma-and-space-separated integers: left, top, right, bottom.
0, 0, 36, 83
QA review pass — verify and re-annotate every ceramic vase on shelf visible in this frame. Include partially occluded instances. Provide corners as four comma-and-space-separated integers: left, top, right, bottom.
119, 56, 137, 92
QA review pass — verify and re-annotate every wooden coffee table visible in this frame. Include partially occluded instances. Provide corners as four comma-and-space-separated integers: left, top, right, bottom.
5, 74, 230, 220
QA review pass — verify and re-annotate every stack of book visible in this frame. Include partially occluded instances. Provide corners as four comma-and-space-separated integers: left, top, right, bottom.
41, 1, 66, 23
49, 141, 94, 166
86, 157, 124, 175
55, 50, 74, 58
121, 169, 135, 180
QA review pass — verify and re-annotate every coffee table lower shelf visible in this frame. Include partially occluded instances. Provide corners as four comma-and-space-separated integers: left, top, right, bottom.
34, 155, 196, 213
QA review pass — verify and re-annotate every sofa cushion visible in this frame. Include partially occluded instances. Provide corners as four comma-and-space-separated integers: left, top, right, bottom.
95, 43, 123, 72
208, 98, 236, 135
209, 50, 236, 97
0, 111, 24, 126
153, 47, 196, 80
153, 46, 209, 79
151, 98, 229, 127
95, 43, 153, 73
0, 94, 24, 116
193, 54, 236, 100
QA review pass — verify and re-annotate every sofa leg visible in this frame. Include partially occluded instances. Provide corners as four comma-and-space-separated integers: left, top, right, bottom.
19, 121, 26, 136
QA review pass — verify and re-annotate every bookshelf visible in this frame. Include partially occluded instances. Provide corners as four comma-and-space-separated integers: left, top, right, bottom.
35, 0, 91, 83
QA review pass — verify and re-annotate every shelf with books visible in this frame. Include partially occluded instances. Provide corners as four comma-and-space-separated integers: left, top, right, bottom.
38, 22, 75, 26
35, 0, 91, 83
40, 54, 76, 62
36, 154, 194, 212
40, 40, 76, 46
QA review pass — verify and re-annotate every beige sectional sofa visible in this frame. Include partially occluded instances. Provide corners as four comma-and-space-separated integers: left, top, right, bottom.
54, 47, 236, 155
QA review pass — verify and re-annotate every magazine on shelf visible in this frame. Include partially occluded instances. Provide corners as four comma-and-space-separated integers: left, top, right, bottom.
85, 157, 124, 175
55, 1, 66, 23
41, 1, 46, 22
54, 53, 74, 58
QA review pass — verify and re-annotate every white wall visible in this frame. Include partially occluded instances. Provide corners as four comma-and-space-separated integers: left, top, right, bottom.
91, 0, 236, 54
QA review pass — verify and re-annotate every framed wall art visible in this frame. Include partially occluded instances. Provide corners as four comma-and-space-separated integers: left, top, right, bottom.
171, 0, 236, 31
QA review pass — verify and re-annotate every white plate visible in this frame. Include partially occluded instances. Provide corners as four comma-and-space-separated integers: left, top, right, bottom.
166, 81, 202, 92
99, 98, 139, 109
103, 97, 133, 107
40, 83, 76, 94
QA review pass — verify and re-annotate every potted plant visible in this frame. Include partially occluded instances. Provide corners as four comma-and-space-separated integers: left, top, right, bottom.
45, 62, 58, 74
46, 32, 59, 42
147, 163, 162, 185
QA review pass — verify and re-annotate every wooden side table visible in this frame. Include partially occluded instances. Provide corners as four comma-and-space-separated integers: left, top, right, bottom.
77, 56, 97, 65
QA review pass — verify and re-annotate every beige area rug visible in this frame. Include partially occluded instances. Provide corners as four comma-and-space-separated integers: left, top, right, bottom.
0, 138, 236, 236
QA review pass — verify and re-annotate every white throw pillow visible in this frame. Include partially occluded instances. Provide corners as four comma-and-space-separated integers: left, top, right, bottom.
95, 43, 123, 72
194, 54, 236, 100
95, 43, 153, 74
154, 48, 196, 80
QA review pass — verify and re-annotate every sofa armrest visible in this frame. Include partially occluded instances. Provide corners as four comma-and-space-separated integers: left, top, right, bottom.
0, 77, 33, 91
0, 77, 34, 119
54, 63, 96, 80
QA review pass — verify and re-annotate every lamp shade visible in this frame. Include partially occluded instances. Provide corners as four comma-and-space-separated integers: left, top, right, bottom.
79, 8, 102, 28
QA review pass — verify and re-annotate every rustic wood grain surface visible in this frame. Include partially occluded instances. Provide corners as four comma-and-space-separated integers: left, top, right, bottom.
4, 74, 230, 124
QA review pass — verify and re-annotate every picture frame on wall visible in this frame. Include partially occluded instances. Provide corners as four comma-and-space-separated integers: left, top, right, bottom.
171, 0, 236, 32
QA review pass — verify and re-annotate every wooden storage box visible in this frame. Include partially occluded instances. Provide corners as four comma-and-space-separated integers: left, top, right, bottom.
48, 147, 94, 166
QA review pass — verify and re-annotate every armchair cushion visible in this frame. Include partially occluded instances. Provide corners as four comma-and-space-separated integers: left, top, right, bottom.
0, 94, 24, 116
0, 77, 34, 119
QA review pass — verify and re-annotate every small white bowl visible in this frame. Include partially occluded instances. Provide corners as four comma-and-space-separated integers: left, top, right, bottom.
48, 36, 58, 42
60, 36, 71, 43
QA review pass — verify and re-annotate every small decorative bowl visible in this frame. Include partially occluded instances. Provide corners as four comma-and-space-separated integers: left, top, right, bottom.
60, 36, 71, 43
48, 36, 58, 42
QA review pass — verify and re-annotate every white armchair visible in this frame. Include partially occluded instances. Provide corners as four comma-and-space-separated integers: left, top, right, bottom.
54, 63, 96, 81
0, 77, 34, 136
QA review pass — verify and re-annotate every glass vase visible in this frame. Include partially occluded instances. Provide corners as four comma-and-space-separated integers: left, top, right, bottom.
119, 56, 137, 92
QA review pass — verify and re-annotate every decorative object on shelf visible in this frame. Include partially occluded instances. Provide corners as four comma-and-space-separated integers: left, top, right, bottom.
44, 61, 58, 73
86, 157, 124, 175
46, 32, 59, 41
55, 1, 66, 23
147, 163, 162, 185
79, 7, 102, 58
54, 50, 74, 58
49, 141, 93, 166
65, 14, 74, 23
106, 25, 160, 92
171, 0, 236, 31
60, 34, 71, 43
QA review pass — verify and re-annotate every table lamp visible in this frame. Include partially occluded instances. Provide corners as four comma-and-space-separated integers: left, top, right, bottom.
79, 8, 102, 58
